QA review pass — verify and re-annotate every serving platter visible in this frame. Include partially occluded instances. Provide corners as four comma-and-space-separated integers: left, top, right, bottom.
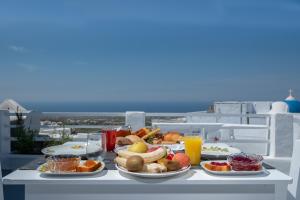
41, 141, 101, 156
37, 160, 105, 176
201, 143, 241, 157
201, 160, 266, 175
116, 164, 191, 178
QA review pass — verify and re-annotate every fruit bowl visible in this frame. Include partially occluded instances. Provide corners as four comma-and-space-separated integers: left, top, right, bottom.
227, 153, 263, 171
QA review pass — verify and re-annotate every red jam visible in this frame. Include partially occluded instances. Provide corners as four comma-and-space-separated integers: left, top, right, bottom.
228, 153, 263, 171
210, 162, 229, 166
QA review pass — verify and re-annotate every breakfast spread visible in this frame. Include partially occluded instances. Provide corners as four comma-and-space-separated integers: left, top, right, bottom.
39, 126, 266, 178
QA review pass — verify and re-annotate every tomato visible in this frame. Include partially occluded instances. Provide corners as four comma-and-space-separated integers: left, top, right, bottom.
166, 153, 174, 160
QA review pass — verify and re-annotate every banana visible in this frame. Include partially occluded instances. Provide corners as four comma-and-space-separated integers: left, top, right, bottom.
146, 163, 167, 173
142, 128, 161, 140
114, 156, 167, 173
114, 156, 127, 168
116, 146, 167, 163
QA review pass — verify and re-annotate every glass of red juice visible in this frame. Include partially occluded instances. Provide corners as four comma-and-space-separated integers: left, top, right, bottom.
102, 130, 117, 151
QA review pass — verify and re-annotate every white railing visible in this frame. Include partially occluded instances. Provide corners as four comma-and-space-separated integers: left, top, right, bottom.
0, 110, 295, 158
43, 112, 188, 117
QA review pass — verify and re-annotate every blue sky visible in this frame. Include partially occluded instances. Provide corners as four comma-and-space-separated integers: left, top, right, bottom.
1, 0, 300, 103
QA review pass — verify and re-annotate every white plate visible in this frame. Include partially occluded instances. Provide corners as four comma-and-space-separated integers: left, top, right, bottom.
41, 142, 102, 156
37, 160, 105, 176
202, 143, 241, 156
116, 164, 191, 178
201, 160, 266, 175
153, 143, 184, 151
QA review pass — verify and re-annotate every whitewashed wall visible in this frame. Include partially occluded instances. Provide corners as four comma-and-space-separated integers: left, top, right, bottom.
293, 114, 300, 141
214, 102, 244, 123
0, 110, 10, 154
269, 114, 294, 157
252, 101, 272, 114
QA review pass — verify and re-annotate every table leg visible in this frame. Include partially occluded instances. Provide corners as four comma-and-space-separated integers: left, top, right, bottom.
275, 183, 288, 200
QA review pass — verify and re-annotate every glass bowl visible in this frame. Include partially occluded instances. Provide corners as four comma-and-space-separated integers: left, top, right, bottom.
46, 155, 80, 172
227, 153, 263, 171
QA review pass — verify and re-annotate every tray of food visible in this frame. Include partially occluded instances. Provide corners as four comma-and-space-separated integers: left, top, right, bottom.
38, 155, 105, 175
114, 143, 191, 178
201, 153, 265, 175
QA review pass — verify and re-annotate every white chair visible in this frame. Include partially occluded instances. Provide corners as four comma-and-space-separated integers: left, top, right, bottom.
288, 139, 300, 200
269, 102, 289, 114
0, 162, 4, 200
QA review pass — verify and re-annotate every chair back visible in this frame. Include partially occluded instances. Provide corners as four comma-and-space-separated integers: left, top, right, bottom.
269, 102, 289, 114
288, 139, 300, 199
0, 162, 4, 200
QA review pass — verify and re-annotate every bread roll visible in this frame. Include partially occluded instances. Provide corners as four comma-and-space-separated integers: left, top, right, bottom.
125, 135, 143, 143
164, 132, 182, 142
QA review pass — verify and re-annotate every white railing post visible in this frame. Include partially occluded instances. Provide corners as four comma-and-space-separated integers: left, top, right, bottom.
0, 110, 11, 154
269, 113, 293, 157
125, 111, 145, 131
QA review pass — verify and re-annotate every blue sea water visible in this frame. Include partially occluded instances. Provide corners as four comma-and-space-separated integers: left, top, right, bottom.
22, 102, 212, 112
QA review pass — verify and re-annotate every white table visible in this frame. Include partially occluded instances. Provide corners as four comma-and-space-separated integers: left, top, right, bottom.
3, 169, 292, 200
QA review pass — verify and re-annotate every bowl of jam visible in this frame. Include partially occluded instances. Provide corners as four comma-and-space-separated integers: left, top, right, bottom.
227, 153, 263, 171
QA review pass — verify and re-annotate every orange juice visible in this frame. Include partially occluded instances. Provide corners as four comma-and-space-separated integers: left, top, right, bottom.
184, 136, 202, 165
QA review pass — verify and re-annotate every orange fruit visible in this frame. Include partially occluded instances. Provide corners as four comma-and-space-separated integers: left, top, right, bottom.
76, 160, 101, 172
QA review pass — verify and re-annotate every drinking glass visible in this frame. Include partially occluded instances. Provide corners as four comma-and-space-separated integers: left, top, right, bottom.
184, 131, 203, 165
86, 132, 104, 160
102, 129, 117, 152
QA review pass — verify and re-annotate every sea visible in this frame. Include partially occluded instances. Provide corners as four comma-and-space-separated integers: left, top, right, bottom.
22, 101, 212, 112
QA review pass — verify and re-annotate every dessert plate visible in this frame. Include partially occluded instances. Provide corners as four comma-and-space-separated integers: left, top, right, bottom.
201, 160, 266, 175
37, 160, 105, 176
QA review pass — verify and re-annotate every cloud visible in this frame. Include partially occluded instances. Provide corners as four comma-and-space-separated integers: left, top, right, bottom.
8, 45, 27, 53
17, 63, 38, 72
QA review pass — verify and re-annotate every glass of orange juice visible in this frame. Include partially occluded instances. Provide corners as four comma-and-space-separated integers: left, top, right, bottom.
184, 134, 202, 165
